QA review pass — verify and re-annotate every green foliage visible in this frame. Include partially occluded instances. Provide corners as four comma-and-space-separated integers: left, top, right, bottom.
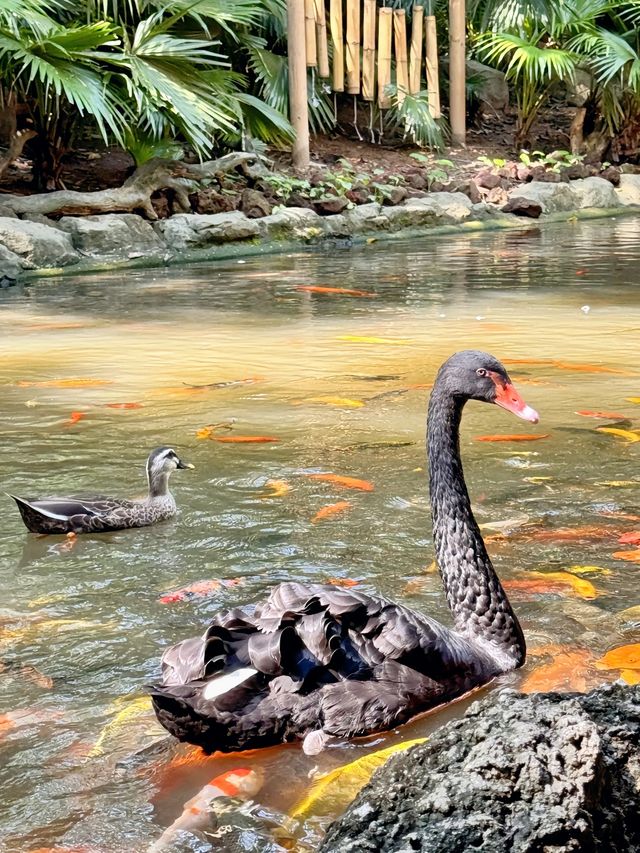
409, 152, 454, 186
0, 0, 292, 186
478, 154, 507, 167
518, 148, 585, 169
474, 0, 640, 147
386, 87, 446, 148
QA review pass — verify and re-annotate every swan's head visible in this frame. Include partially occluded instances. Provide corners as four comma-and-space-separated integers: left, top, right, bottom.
147, 446, 195, 477
437, 350, 539, 424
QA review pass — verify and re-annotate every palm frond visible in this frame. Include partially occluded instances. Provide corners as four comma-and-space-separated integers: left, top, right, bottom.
386, 86, 445, 148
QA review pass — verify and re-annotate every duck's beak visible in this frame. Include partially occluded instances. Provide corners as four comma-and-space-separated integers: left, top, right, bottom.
177, 459, 195, 470
493, 380, 539, 424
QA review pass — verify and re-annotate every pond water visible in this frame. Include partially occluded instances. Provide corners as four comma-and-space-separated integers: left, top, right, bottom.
2, 217, 640, 852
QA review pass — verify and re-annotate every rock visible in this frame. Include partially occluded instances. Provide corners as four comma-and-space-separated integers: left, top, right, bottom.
470, 202, 509, 220
505, 181, 579, 214
502, 196, 543, 218
380, 186, 409, 206
0, 217, 79, 269
460, 59, 509, 114
191, 189, 237, 215
0, 205, 18, 219
562, 163, 591, 180
321, 684, 640, 853
570, 176, 621, 209
616, 174, 640, 205
240, 188, 272, 219
58, 213, 162, 255
21, 213, 65, 228
285, 192, 315, 210
515, 164, 533, 182
346, 186, 371, 205
156, 211, 261, 250
599, 165, 621, 186
405, 172, 428, 191
497, 162, 518, 180
338, 203, 388, 235
313, 195, 350, 216
259, 207, 322, 240
620, 163, 640, 174
0, 243, 24, 281
475, 170, 502, 190
451, 180, 482, 204
485, 186, 509, 206
530, 165, 562, 183
403, 192, 472, 225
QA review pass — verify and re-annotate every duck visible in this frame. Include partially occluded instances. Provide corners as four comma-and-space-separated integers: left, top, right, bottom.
10, 446, 194, 534
149, 351, 540, 755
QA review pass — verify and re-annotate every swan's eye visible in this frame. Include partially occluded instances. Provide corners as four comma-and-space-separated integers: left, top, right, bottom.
476, 368, 487, 378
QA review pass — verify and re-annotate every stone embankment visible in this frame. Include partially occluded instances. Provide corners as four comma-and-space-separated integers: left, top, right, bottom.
2, 174, 640, 285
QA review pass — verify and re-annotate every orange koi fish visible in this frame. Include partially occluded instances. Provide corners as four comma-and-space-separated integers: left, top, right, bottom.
66, 411, 86, 426
553, 362, 635, 375
619, 531, 640, 545
182, 377, 264, 391
503, 571, 597, 599
612, 549, 640, 563
306, 473, 374, 491
474, 434, 550, 442
159, 578, 243, 604
295, 285, 376, 297
522, 525, 619, 543
212, 435, 278, 443
148, 768, 264, 853
596, 643, 640, 671
16, 378, 112, 388
312, 500, 352, 522
575, 410, 627, 419
105, 402, 143, 409
326, 577, 360, 587
521, 648, 597, 693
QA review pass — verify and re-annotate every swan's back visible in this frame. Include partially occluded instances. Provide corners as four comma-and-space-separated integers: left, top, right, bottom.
150, 582, 497, 753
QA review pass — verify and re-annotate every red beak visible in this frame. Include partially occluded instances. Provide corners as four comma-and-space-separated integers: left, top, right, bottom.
493, 381, 539, 424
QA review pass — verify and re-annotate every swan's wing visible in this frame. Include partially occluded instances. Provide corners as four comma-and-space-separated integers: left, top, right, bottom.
150, 582, 488, 751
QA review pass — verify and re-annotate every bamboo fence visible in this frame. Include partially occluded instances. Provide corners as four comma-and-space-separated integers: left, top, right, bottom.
292, 2, 450, 129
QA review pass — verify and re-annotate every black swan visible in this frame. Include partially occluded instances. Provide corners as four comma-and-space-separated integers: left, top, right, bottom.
10, 447, 193, 534
150, 351, 539, 754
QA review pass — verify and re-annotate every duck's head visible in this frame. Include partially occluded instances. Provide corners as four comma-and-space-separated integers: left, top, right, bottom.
435, 350, 539, 423
147, 446, 194, 477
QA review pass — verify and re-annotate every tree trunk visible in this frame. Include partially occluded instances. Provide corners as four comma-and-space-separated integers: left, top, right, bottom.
0, 153, 260, 219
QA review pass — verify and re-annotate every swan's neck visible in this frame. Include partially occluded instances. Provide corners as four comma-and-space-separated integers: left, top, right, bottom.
147, 467, 171, 499
427, 387, 525, 668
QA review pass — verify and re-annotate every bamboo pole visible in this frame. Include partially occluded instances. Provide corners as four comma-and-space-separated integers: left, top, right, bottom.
345, 0, 360, 94
393, 9, 409, 105
362, 0, 376, 101
425, 14, 441, 118
329, 0, 344, 91
409, 4, 424, 95
449, 0, 466, 144
305, 0, 317, 67
377, 6, 393, 108
287, 0, 310, 169
314, 0, 330, 78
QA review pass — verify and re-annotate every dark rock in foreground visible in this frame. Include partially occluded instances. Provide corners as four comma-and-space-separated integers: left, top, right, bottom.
502, 196, 543, 218
320, 684, 640, 853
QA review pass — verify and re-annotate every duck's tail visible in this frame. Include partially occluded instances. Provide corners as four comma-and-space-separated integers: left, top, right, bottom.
8, 493, 66, 532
